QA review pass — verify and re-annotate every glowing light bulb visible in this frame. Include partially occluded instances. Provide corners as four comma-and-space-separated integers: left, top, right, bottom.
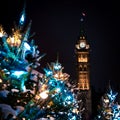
0, 25, 5, 37
0, 79, 2, 83
11, 70, 28, 79
104, 99, 109, 103
56, 88, 61, 93
24, 42, 31, 50
11, 37, 14, 44
20, 14, 25, 25
40, 90, 49, 99
0, 33, 3, 37
54, 63, 61, 70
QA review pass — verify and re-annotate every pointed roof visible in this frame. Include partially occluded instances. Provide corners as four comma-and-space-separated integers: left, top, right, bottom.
79, 12, 87, 39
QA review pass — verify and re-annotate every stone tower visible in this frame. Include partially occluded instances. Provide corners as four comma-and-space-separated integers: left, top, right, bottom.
75, 14, 92, 119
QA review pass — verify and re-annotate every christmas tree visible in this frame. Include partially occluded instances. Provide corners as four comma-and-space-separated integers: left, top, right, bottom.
95, 85, 120, 120
0, 6, 83, 120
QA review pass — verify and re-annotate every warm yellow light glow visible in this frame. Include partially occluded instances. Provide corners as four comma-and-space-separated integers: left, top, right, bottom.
104, 98, 109, 103
78, 57, 88, 62
73, 108, 79, 114
47, 105, 50, 108
0, 25, 5, 37
7, 29, 21, 47
54, 72, 69, 81
7, 36, 21, 47
0, 79, 2, 83
54, 73, 58, 78
40, 84, 48, 92
0, 33, 3, 37
60, 74, 64, 77
35, 95, 40, 100
39, 90, 49, 99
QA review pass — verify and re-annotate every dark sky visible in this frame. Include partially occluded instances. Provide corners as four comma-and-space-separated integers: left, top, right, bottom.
0, 0, 120, 92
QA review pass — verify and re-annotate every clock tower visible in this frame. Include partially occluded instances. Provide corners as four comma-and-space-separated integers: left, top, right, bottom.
75, 14, 92, 119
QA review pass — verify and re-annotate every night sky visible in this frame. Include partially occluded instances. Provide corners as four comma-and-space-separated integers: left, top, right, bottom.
0, 0, 120, 92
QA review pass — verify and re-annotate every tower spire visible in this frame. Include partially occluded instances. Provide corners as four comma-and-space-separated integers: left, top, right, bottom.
79, 12, 86, 38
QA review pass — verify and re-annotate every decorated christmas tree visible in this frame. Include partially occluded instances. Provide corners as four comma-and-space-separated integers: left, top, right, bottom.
0, 6, 83, 120
95, 85, 120, 120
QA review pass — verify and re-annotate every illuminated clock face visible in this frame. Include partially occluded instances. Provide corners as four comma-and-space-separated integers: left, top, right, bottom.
80, 42, 86, 48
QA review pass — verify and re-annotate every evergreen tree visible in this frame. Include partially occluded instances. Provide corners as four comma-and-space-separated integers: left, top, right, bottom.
0, 6, 83, 120
95, 86, 120, 120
